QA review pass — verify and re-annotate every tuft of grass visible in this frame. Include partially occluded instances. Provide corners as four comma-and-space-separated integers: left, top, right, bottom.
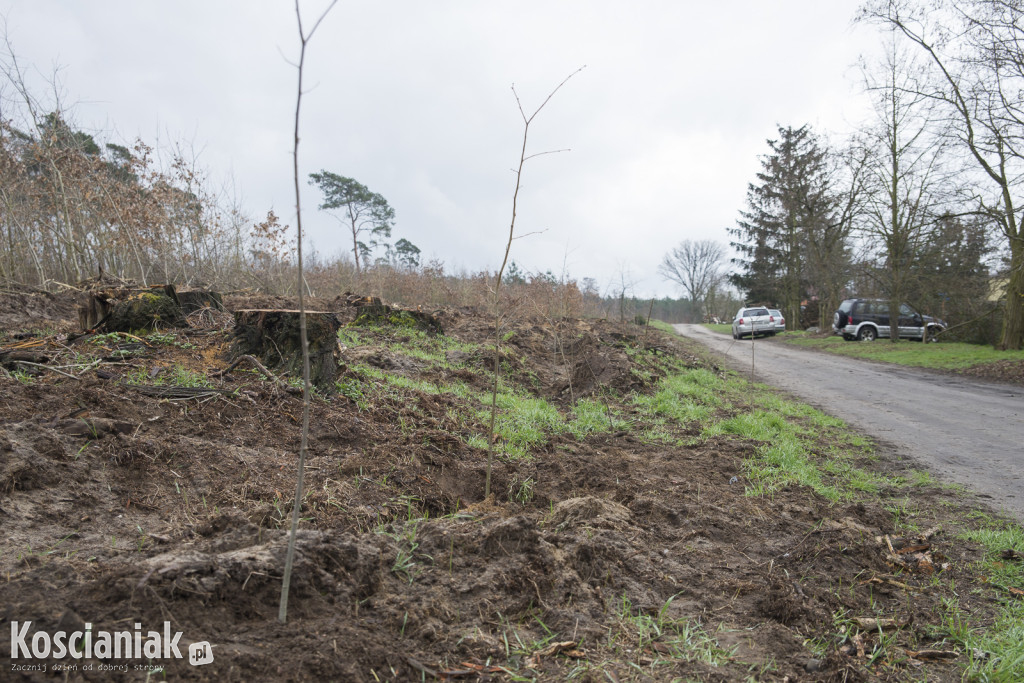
378, 517, 431, 584
145, 331, 195, 349
485, 393, 564, 459
631, 370, 718, 425
11, 369, 34, 384
611, 594, 734, 669
568, 398, 627, 438
507, 476, 535, 504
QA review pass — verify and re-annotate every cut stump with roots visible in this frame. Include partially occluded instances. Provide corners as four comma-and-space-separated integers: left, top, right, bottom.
229, 309, 341, 390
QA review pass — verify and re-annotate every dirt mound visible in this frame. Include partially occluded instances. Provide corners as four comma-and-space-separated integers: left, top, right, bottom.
0, 289, 79, 330
957, 358, 1024, 385
546, 495, 632, 531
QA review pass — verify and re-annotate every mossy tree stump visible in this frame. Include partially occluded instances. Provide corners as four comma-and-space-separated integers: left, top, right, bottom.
229, 310, 341, 390
349, 297, 443, 334
79, 285, 187, 332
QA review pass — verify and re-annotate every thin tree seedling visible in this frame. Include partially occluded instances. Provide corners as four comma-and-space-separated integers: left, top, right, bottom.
485, 66, 584, 497
279, 0, 336, 625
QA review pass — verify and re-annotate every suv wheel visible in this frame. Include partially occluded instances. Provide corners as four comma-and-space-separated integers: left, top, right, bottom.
858, 326, 877, 341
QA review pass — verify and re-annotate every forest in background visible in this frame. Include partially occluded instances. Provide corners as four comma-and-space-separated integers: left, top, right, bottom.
5, 0, 1024, 344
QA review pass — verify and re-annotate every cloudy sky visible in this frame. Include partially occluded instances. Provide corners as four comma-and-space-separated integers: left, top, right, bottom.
2, 1, 882, 297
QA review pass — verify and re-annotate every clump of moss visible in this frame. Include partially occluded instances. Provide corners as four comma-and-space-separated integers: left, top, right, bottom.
108, 291, 187, 332
352, 303, 442, 334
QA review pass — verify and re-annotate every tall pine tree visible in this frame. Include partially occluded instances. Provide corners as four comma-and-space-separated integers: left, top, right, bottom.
729, 125, 841, 329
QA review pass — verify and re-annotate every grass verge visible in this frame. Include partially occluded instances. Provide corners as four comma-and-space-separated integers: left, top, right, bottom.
782, 334, 1024, 371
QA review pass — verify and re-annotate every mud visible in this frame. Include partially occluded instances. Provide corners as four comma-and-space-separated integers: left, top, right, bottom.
0, 292, 1013, 681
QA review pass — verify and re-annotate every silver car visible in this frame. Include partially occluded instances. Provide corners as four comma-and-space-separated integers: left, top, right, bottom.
732, 307, 776, 339
767, 308, 786, 334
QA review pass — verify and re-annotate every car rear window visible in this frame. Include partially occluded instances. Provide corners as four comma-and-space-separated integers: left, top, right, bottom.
838, 300, 854, 313
745, 308, 769, 316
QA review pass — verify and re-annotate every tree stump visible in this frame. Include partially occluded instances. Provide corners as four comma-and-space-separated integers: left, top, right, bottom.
347, 296, 443, 334
79, 285, 187, 332
229, 310, 341, 390
177, 291, 225, 315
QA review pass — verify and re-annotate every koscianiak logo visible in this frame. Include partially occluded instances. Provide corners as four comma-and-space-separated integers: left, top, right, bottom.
9, 621, 213, 673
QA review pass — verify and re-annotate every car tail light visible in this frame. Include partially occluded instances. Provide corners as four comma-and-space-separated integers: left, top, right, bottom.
769, 316, 774, 322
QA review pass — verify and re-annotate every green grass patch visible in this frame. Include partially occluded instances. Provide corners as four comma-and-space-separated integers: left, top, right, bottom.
122, 363, 212, 388
611, 594, 734, 669
945, 522, 1024, 681
703, 409, 839, 501
483, 393, 565, 459
631, 368, 722, 425
355, 365, 442, 395
702, 323, 733, 335
783, 335, 1024, 370
567, 398, 627, 439
647, 319, 677, 335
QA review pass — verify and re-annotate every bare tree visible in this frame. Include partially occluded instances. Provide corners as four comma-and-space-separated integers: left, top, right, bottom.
278, 0, 336, 625
858, 36, 949, 341
658, 239, 725, 321
861, 0, 1024, 349
486, 67, 583, 498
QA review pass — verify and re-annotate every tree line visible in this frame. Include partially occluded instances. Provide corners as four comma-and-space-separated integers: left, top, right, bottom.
0, 32, 424, 293
661, 0, 1021, 349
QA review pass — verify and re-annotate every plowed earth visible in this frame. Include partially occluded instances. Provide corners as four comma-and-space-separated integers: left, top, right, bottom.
0, 291, 1015, 681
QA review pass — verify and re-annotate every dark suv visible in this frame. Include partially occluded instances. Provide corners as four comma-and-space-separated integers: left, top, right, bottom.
833, 299, 946, 342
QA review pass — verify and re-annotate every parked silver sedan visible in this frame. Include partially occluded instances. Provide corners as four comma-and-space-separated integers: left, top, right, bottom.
767, 309, 786, 334
731, 307, 776, 339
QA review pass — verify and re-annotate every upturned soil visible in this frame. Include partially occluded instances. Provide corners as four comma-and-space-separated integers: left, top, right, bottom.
0, 290, 1017, 681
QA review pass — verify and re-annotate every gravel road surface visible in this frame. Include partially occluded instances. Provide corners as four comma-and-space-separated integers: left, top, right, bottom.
675, 324, 1024, 523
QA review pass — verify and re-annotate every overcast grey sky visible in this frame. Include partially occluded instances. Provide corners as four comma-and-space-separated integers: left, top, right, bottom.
2, 1, 881, 298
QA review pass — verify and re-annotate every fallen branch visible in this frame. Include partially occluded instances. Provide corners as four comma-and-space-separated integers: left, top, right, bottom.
13, 360, 81, 381
127, 385, 231, 400
211, 354, 301, 395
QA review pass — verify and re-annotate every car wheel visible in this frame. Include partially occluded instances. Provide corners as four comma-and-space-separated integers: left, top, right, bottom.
858, 326, 877, 341
926, 326, 943, 342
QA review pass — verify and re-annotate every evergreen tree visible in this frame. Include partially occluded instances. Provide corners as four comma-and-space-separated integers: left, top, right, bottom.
308, 171, 395, 273
729, 125, 839, 328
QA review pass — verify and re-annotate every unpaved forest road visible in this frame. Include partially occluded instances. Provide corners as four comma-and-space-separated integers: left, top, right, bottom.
675, 324, 1024, 523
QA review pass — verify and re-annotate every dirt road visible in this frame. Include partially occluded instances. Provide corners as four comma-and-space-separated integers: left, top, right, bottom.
675, 324, 1024, 522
